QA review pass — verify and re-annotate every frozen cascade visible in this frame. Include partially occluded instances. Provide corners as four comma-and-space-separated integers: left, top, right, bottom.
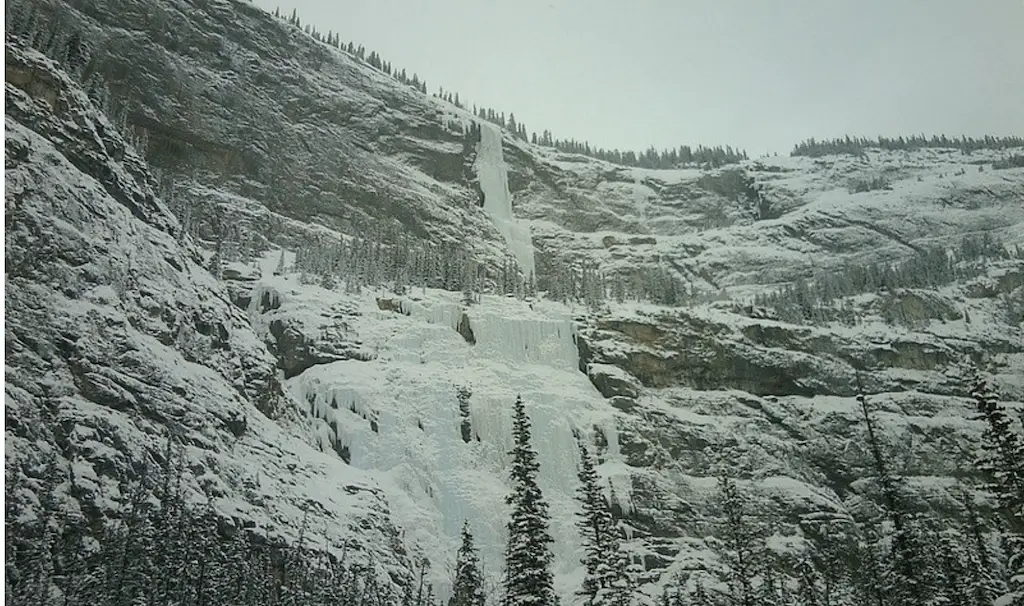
398, 298, 463, 332
476, 123, 536, 278
471, 306, 580, 373
289, 293, 629, 602
398, 296, 580, 372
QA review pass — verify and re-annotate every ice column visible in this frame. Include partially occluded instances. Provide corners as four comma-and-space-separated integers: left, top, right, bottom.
475, 123, 536, 278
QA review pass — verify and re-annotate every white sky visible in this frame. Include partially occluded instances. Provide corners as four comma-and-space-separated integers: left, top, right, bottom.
253, 0, 1024, 156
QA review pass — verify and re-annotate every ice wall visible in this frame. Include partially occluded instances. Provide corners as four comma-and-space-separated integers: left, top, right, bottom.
399, 296, 580, 372
476, 123, 536, 278
288, 293, 626, 603
472, 307, 580, 373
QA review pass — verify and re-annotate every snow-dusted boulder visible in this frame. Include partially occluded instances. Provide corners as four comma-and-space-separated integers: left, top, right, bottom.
587, 363, 642, 399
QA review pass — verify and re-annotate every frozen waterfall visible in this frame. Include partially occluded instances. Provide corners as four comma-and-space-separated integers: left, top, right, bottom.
475, 123, 536, 278
287, 292, 628, 602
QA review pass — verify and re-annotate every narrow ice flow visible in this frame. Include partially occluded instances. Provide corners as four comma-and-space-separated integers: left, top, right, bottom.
476, 123, 536, 278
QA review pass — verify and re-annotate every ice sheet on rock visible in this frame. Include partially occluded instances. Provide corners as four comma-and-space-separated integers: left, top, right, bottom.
285, 289, 626, 600
398, 297, 464, 332
393, 295, 581, 372
471, 306, 580, 372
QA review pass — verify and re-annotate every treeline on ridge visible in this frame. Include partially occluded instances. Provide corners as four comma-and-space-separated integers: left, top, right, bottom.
791, 134, 1024, 158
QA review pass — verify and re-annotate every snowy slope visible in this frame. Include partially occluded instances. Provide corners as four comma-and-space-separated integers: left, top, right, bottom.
246, 252, 1022, 600
509, 144, 1024, 298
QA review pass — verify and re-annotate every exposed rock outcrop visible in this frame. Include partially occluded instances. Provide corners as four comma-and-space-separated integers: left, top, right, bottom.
4, 43, 411, 586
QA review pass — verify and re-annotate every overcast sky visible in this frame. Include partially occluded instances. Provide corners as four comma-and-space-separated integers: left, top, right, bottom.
254, 0, 1024, 155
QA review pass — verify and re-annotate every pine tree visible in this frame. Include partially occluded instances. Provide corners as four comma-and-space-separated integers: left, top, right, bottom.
450, 521, 486, 606
107, 466, 157, 606
756, 562, 786, 606
931, 524, 973, 606
53, 514, 91, 606
575, 442, 630, 606
691, 579, 712, 606
321, 270, 337, 290
807, 519, 859, 606
5, 468, 21, 605
503, 395, 557, 606
794, 556, 822, 606
858, 387, 941, 606
11, 452, 62, 606
208, 244, 223, 280
969, 372, 1024, 602
716, 475, 759, 606
3, 454, 411, 606
849, 521, 887, 606
971, 373, 1024, 521
959, 487, 1009, 604
404, 555, 437, 606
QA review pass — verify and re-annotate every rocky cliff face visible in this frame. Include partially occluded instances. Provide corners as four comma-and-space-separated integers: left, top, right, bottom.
5, 0, 1024, 601
45, 0, 509, 268
5, 44, 410, 582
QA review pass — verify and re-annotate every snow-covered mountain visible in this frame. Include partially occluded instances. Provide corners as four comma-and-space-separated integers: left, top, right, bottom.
5, 0, 1024, 603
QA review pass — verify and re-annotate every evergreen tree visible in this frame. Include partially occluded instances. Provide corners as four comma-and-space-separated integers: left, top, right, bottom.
858, 387, 941, 606
3, 455, 398, 606
931, 524, 974, 606
5, 469, 22, 605
791, 134, 1024, 158
794, 556, 822, 606
849, 520, 887, 606
404, 555, 437, 606
969, 372, 1024, 602
716, 475, 759, 606
575, 442, 630, 606
959, 487, 1009, 604
756, 562, 787, 606
11, 452, 62, 606
691, 579, 712, 606
971, 373, 1024, 523
108, 466, 157, 606
208, 244, 223, 280
450, 521, 486, 606
503, 395, 557, 606
807, 519, 860, 606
